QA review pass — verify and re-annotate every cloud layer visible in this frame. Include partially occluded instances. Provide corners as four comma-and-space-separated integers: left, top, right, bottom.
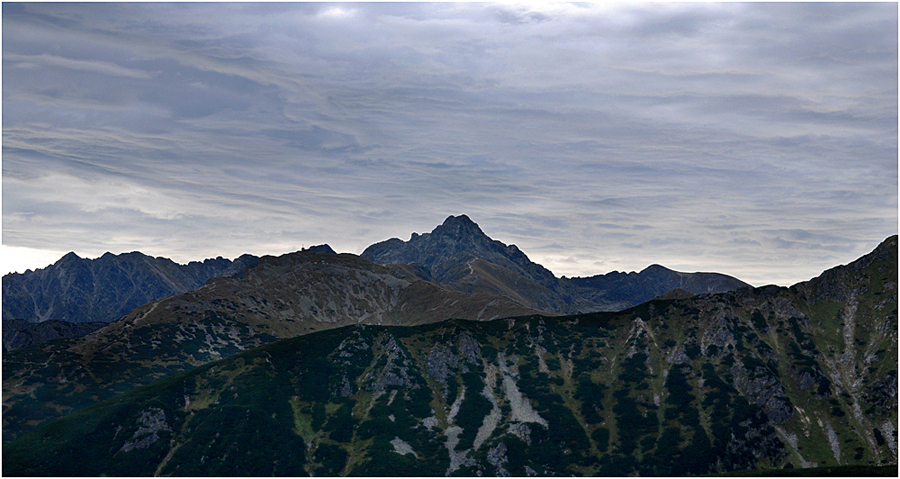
3, 2, 897, 285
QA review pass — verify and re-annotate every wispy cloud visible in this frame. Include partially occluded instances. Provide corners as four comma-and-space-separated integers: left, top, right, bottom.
2, 2, 896, 286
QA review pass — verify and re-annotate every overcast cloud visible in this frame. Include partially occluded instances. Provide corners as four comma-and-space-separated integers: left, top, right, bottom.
3, 2, 897, 286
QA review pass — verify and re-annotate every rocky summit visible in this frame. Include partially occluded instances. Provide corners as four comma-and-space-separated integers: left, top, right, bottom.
363, 215, 560, 286
4, 236, 896, 476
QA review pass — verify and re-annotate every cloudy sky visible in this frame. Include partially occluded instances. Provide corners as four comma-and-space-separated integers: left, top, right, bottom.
2, 2, 897, 286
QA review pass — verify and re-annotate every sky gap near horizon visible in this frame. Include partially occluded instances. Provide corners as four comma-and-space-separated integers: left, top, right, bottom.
2, 2, 897, 286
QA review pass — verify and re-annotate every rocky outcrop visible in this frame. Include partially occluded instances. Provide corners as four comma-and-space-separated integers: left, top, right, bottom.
426, 342, 459, 385
368, 334, 417, 393
119, 407, 171, 453
731, 361, 795, 424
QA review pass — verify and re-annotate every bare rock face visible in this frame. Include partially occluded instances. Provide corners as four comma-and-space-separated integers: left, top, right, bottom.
731, 362, 795, 425
368, 334, 417, 393
426, 342, 459, 385
119, 407, 171, 453
457, 330, 482, 365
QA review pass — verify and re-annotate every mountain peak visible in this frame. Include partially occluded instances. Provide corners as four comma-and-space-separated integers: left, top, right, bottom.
56, 252, 82, 264
361, 215, 564, 306
303, 244, 336, 254
641, 264, 673, 274
442, 214, 475, 226
434, 214, 485, 238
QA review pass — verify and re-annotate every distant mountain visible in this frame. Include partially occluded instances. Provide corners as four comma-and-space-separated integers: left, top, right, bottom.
6, 236, 896, 476
363, 215, 750, 313
562, 263, 751, 312
363, 214, 574, 312
2, 251, 259, 324
3, 217, 748, 331
2, 249, 543, 442
363, 215, 559, 286
2, 319, 107, 353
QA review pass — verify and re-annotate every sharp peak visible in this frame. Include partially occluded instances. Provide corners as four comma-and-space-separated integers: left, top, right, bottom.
57, 251, 82, 262
432, 214, 488, 237
440, 214, 478, 226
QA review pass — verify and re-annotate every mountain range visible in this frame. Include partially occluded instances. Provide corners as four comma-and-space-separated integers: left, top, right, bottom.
3, 234, 896, 476
4, 215, 748, 324
1, 216, 896, 476
2, 215, 747, 352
